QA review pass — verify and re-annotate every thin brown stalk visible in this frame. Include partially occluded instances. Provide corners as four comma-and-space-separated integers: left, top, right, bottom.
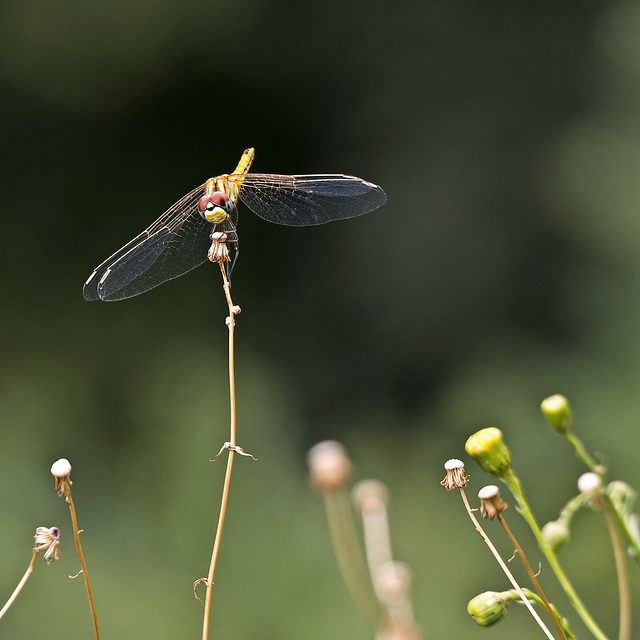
497, 514, 566, 639
0, 549, 38, 620
65, 489, 100, 639
201, 263, 239, 640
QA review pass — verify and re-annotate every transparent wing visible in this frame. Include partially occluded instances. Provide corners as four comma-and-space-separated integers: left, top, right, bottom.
232, 173, 387, 226
83, 184, 213, 302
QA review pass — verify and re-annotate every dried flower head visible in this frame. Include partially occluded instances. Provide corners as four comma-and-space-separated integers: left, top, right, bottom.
440, 459, 468, 491
207, 232, 230, 263
478, 485, 507, 520
50, 458, 72, 496
34, 526, 61, 563
307, 441, 351, 492
540, 394, 572, 433
465, 428, 512, 477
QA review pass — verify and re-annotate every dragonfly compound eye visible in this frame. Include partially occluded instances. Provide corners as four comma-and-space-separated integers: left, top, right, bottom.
198, 192, 231, 224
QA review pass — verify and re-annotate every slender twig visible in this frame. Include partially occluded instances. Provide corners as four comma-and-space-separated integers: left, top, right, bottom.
201, 263, 239, 640
0, 549, 38, 620
65, 490, 100, 640
458, 488, 556, 639
497, 515, 567, 639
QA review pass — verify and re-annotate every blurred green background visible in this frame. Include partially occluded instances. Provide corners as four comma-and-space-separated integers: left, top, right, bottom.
1, 0, 640, 637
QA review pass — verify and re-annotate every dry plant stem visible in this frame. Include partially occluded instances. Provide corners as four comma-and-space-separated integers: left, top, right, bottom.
600, 502, 631, 640
458, 488, 556, 640
0, 549, 38, 620
497, 515, 567, 640
65, 489, 100, 640
201, 263, 238, 640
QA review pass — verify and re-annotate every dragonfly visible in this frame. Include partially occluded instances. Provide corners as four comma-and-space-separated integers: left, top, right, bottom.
83, 148, 387, 302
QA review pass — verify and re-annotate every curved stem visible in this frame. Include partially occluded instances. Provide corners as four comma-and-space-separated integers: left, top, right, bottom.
66, 490, 100, 639
502, 468, 609, 640
600, 501, 631, 640
0, 549, 37, 620
201, 264, 238, 640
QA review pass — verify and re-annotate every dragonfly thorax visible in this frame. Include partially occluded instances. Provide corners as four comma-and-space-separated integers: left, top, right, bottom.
198, 191, 231, 224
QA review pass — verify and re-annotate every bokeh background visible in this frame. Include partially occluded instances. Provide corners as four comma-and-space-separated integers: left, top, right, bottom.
1, 0, 640, 637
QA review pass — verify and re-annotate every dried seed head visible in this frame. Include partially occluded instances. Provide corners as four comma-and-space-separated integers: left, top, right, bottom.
50, 458, 71, 478
465, 428, 512, 477
50, 458, 72, 495
207, 234, 230, 263
440, 459, 468, 491
307, 441, 351, 492
478, 485, 507, 520
34, 526, 61, 563
540, 394, 572, 433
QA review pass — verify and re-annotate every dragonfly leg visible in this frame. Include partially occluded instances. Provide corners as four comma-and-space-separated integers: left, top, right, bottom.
225, 242, 239, 283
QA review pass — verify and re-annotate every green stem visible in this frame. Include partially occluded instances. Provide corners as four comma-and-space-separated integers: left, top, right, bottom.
502, 468, 609, 640
600, 501, 631, 640
514, 590, 577, 640
563, 432, 599, 472
601, 494, 640, 568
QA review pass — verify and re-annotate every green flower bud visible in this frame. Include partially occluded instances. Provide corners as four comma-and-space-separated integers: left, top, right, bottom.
465, 428, 512, 477
540, 394, 572, 433
607, 480, 636, 515
467, 591, 507, 626
541, 519, 570, 551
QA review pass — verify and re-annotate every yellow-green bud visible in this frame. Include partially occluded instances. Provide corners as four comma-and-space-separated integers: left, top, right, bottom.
467, 591, 507, 626
465, 428, 512, 477
541, 519, 570, 551
540, 394, 572, 433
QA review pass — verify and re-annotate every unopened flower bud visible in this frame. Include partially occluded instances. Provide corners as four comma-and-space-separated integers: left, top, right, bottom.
467, 591, 507, 626
607, 480, 636, 514
540, 394, 572, 433
578, 472, 602, 494
541, 520, 570, 551
465, 428, 511, 477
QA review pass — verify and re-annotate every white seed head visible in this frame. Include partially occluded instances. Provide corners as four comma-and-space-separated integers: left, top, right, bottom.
50, 458, 72, 478
444, 458, 464, 471
478, 485, 499, 500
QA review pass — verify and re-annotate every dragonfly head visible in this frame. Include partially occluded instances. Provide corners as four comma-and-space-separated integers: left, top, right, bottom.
198, 191, 232, 224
